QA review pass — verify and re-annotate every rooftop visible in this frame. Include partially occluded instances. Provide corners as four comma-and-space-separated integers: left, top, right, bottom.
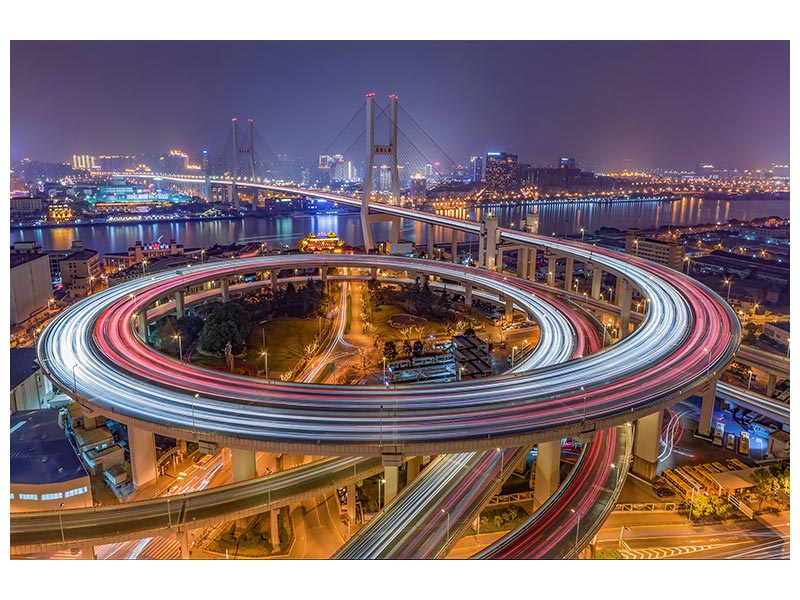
10, 409, 88, 485
10, 252, 49, 269
10, 348, 41, 390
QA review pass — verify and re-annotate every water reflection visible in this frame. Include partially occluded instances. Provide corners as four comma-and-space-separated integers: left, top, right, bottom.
10, 196, 788, 256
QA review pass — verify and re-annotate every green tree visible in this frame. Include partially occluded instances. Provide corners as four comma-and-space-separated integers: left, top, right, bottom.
412, 340, 424, 357
595, 548, 624, 559
199, 302, 249, 353
691, 493, 733, 520
383, 341, 398, 361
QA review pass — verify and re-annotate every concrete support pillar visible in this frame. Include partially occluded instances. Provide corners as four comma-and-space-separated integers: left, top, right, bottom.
547, 256, 556, 287
698, 377, 718, 438
427, 225, 435, 259
495, 247, 504, 272
128, 426, 157, 490
564, 257, 574, 292
767, 374, 778, 398
175, 290, 185, 319
534, 440, 561, 509
270, 509, 280, 548
464, 283, 473, 305
275, 453, 284, 472
81, 545, 96, 560
383, 466, 399, 505
632, 410, 663, 481
591, 267, 602, 300
505, 298, 514, 324
616, 276, 625, 307
406, 456, 421, 483
619, 280, 633, 339
451, 239, 458, 263
137, 310, 148, 340
221, 279, 229, 302
321, 266, 328, 288
270, 271, 278, 290
232, 448, 257, 482
516, 248, 528, 278
527, 247, 537, 281
178, 528, 190, 559
480, 215, 498, 270
347, 483, 357, 524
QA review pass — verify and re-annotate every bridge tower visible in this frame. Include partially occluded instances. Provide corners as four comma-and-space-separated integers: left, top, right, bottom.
202, 149, 211, 202
231, 118, 240, 210
361, 93, 401, 251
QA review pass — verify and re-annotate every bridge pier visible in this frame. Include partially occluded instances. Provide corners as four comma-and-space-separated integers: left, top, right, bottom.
547, 256, 556, 287
697, 377, 718, 438
270, 509, 280, 549
591, 266, 602, 300
464, 283, 473, 305
767, 373, 777, 398
128, 426, 158, 490
137, 310, 148, 340
232, 448, 257, 482
533, 440, 561, 509
451, 238, 458, 263
479, 214, 498, 270
619, 280, 633, 339
383, 466, 399, 506
346, 483, 357, 526
321, 266, 328, 289
175, 290, 185, 319
427, 226, 435, 259
505, 297, 514, 324
178, 527, 190, 559
81, 544, 96, 560
406, 456, 421, 483
632, 410, 663, 481
564, 257, 574, 292
221, 279, 229, 302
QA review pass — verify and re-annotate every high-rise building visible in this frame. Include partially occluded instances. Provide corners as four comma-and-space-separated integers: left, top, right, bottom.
72, 155, 97, 171
410, 174, 427, 199
484, 152, 519, 193
165, 150, 189, 174
559, 157, 576, 170
625, 228, 685, 271
470, 156, 483, 183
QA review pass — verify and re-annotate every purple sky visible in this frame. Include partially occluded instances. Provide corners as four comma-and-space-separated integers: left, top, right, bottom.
10, 40, 789, 171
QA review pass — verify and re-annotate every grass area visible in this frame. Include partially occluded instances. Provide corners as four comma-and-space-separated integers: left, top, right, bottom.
313, 362, 334, 384
370, 303, 451, 343
465, 504, 530, 535
248, 318, 321, 377
344, 295, 353, 335
189, 317, 321, 379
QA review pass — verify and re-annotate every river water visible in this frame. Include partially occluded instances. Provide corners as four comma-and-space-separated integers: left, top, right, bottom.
10, 196, 789, 256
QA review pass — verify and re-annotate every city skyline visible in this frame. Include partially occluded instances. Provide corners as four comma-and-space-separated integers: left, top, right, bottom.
10, 40, 790, 171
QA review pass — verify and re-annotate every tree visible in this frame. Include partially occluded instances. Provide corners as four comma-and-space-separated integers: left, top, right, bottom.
412, 340, 424, 357
199, 302, 249, 354
690, 493, 733, 520
402, 339, 412, 357
750, 462, 790, 509
383, 341, 398, 361
595, 548, 624, 560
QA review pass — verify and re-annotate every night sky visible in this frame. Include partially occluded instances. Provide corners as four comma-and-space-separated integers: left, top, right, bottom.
10, 40, 789, 171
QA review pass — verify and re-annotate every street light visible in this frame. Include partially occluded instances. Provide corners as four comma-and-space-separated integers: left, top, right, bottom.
747, 370, 754, 391
511, 346, 518, 368
377, 478, 385, 510
173, 334, 182, 362
382, 356, 387, 384
262, 350, 269, 379
581, 386, 587, 422
618, 525, 630, 549
723, 278, 732, 303
580, 227, 585, 241
441, 508, 450, 545
58, 502, 65, 543
571, 508, 580, 555
192, 393, 199, 432
71, 364, 79, 395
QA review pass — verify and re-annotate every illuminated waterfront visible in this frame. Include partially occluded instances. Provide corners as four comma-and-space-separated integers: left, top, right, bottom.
9, 195, 788, 256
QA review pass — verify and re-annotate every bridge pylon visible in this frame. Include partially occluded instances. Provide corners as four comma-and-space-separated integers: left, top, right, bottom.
361, 93, 401, 251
